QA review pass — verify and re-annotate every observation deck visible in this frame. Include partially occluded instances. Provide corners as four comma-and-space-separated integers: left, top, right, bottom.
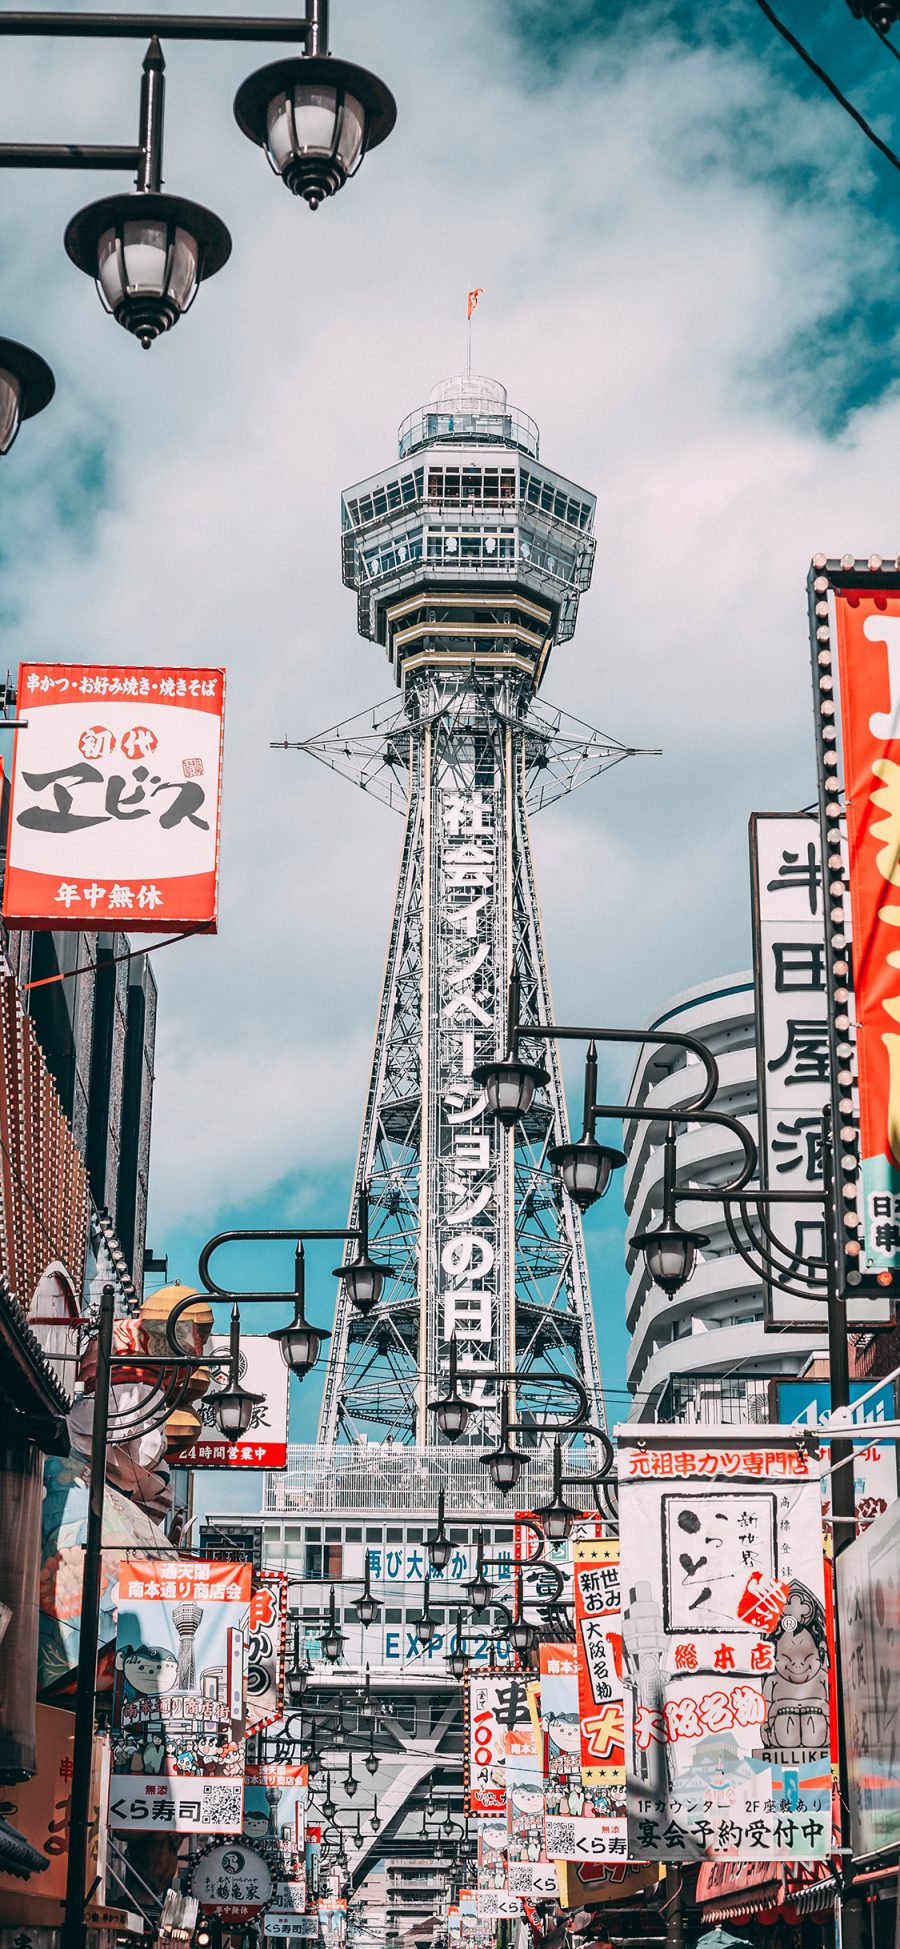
340, 374, 596, 678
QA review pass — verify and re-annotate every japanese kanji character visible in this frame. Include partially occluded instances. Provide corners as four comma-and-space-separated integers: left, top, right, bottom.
713, 1644, 735, 1672
766, 843, 821, 914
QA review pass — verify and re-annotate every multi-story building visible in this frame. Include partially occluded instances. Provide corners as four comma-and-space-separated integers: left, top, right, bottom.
623, 972, 825, 1422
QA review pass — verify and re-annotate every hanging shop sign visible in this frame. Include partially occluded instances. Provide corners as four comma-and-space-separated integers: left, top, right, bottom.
475, 1892, 521, 1920
555, 1862, 664, 1910
808, 565, 900, 1311
779, 1380, 898, 1533
245, 1571, 288, 1730
190, 1840, 274, 1923
476, 1817, 508, 1892
541, 1641, 628, 1862
267, 1917, 318, 1939
835, 1492, 900, 1858
0, 1708, 107, 1924
573, 1539, 626, 1788
749, 812, 836, 1330
243, 1759, 307, 1908
617, 1425, 835, 1861
3, 662, 225, 932
465, 1671, 530, 1816
178, 1335, 288, 1470
505, 1729, 556, 1901
110, 1556, 250, 1834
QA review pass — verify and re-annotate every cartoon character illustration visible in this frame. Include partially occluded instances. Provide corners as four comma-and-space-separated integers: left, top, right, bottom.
142, 1733, 166, 1775
761, 1583, 830, 1756
220, 1850, 245, 1876
116, 1644, 179, 1696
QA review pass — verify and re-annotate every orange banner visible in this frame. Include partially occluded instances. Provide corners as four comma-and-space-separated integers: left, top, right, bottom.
834, 590, 900, 1267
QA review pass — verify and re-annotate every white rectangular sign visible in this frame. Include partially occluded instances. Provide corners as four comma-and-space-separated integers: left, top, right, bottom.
180, 1335, 288, 1470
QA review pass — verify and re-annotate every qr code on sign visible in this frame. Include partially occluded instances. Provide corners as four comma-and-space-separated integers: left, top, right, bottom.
508, 1866, 530, 1893
182, 757, 204, 778
200, 1783, 243, 1828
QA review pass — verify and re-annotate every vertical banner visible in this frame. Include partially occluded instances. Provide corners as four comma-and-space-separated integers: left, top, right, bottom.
573, 1540, 626, 1787
465, 1671, 530, 1815
506, 1728, 557, 1900
245, 1571, 288, 1730
110, 1557, 251, 1834
541, 1641, 628, 1863
617, 1427, 834, 1861
244, 1761, 308, 1922
3, 663, 225, 931
750, 812, 830, 1328
808, 564, 896, 1318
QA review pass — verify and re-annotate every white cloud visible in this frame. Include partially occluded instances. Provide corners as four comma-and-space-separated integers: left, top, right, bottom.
0, 0, 897, 1246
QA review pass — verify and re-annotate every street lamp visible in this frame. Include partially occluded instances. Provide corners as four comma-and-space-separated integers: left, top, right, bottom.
0, 336, 55, 452
447, 1637, 468, 1681
365, 1729, 378, 1775
344, 1752, 358, 1799
428, 1333, 470, 1443
356, 1552, 380, 1627
211, 1303, 265, 1443
358, 1662, 376, 1721
370, 1796, 381, 1834
534, 1436, 581, 1543
466, 1530, 492, 1612
427, 1487, 452, 1571
480, 1386, 526, 1495
286, 1624, 311, 1704
473, 973, 548, 1126
413, 1574, 435, 1646
631, 1125, 709, 1296
233, 54, 396, 209
269, 1243, 332, 1374
509, 1569, 537, 1658
333, 1184, 392, 1315
321, 1586, 344, 1664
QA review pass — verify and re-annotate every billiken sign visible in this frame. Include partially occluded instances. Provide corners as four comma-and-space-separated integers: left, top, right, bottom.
3, 664, 225, 932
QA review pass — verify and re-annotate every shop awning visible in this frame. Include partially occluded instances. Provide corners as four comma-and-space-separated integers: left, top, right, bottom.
0, 1812, 51, 1880
697, 1862, 785, 1922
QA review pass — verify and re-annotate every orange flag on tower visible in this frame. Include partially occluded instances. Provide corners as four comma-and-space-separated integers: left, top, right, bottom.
467, 287, 484, 320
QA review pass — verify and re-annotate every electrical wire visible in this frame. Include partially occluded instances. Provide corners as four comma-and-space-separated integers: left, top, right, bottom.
751, 0, 900, 174
870, 18, 900, 65
21, 927, 201, 991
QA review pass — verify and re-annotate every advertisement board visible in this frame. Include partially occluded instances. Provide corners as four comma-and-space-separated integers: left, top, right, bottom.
808, 563, 900, 1311
179, 1335, 288, 1470
541, 1640, 628, 1862
110, 1557, 250, 1834
190, 1841, 273, 1923
573, 1539, 626, 1787
750, 813, 832, 1328
246, 1572, 288, 1730
3, 663, 225, 931
617, 1426, 834, 1861
835, 1493, 900, 1858
464, 1672, 530, 1816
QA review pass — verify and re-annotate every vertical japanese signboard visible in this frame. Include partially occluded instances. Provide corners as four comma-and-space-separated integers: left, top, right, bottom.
433, 783, 502, 1415
3, 663, 225, 932
573, 1540, 626, 1788
808, 564, 897, 1318
110, 1557, 250, 1834
245, 1571, 288, 1731
541, 1640, 628, 1863
465, 1671, 530, 1815
617, 1426, 834, 1861
750, 813, 830, 1328
835, 1494, 900, 1858
505, 1727, 556, 1901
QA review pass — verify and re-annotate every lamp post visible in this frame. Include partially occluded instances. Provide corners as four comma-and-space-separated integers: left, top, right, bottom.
62, 1205, 368, 1949
479, 969, 861, 1917
0, 0, 395, 421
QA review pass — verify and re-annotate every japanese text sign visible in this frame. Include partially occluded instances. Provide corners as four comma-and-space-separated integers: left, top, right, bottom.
245, 1571, 288, 1731
573, 1540, 626, 1787
191, 1842, 273, 1923
465, 1673, 530, 1816
179, 1335, 288, 1470
617, 1427, 834, 1862
541, 1640, 628, 1863
750, 813, 831, 1329
111, 1556, 250, 1835
3, 663, 225, 932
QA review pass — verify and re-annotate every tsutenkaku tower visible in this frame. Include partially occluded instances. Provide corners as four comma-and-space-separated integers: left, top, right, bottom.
290, 375, 650, 1447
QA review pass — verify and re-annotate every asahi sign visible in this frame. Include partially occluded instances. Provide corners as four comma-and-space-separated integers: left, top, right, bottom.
808, 561, 897, 1319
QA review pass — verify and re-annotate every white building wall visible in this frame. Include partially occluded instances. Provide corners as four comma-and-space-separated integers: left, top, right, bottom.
624, 974, 825, 1422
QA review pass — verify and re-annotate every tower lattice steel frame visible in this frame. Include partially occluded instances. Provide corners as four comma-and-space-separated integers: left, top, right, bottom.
279, 374, 654, 1447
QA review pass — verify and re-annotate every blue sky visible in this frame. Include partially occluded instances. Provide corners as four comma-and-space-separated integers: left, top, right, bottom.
4, 0, 900, 1425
